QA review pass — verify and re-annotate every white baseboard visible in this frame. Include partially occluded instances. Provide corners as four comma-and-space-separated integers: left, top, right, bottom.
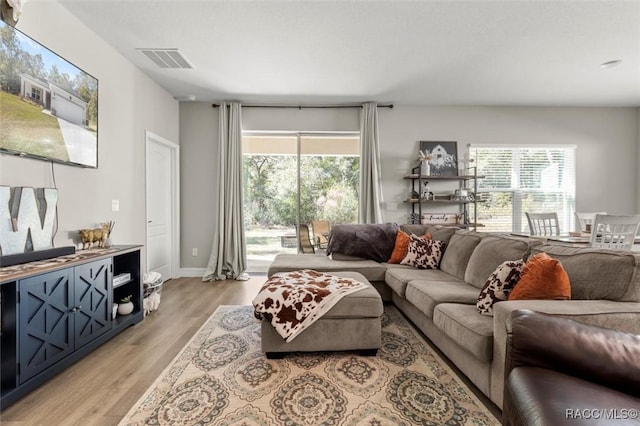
178, 268, 206, 278
177, 268, 268, 279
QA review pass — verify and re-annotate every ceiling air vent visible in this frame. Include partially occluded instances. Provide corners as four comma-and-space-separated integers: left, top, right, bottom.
137, 48, 192, 69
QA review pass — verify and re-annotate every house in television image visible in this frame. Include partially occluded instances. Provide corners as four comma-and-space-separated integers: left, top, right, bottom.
19, 73, 88, 126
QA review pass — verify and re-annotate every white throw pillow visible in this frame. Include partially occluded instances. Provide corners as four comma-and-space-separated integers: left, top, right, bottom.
400, 234, 445, 269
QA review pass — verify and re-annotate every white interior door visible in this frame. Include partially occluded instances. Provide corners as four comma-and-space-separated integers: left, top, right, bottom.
146, 132, 179, 280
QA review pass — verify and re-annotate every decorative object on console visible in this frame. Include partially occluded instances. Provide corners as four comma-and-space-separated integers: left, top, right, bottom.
0, 186, 75, 267
0, 246, 75, 268
0, 186, 58, 255
118, 295, 134, 316
0, 20, 98, 168
78, 223, 109, 249
113, 272, 131, 288
105, 220, 115, 236
419, 141, 458, 176
103, 220, 115, 248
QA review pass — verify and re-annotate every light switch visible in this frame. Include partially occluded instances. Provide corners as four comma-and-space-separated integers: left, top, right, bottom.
111, 199, 120, 211
192, 248, 198, 256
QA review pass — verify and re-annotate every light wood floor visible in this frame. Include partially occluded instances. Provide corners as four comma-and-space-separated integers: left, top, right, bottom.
0, 276, 265, 426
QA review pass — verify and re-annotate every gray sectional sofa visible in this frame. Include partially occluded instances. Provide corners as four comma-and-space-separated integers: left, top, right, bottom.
267, 224, 640, 409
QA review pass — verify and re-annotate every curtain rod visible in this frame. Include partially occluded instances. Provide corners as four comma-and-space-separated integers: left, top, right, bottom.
211, 103, 393, 109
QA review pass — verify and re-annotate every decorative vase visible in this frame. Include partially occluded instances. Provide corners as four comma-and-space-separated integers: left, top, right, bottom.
103, 237, 112, 248
118, 301, 134, 316
420, 161, 431, 176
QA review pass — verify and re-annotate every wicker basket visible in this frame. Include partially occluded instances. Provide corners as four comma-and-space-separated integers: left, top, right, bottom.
143, 278, 163, 315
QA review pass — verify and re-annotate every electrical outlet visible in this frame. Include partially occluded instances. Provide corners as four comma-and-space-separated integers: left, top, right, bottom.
192, 248, 198, 257
111, 199, 120, 212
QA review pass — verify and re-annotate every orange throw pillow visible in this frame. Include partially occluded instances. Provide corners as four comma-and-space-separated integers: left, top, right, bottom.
388, 231, 410, 263
508, 252, 571, 300
388, 231, 432, 263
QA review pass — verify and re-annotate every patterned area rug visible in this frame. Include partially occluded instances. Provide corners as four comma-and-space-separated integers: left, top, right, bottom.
120, 305, 499, 425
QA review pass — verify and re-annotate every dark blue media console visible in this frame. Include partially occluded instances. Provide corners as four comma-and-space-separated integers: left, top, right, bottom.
0, 245, 143, 409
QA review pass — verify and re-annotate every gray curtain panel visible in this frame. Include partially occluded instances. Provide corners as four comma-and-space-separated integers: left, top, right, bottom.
359, 102, 384, 224
203, 102, 248, 281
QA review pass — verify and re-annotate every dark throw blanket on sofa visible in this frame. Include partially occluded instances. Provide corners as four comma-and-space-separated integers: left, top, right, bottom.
327, 223, 398, 262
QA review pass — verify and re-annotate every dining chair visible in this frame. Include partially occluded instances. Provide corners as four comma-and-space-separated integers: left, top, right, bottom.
311, 220, 330, 249
590, 214, 640, 250
574, 211, 607, 232
298, 224, 315, 254
525, 212, 560, 236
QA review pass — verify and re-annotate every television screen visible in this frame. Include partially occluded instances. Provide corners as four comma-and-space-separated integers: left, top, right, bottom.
0, 20, 98, 168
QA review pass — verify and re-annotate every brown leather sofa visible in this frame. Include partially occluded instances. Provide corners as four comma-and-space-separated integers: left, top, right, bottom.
503, 310, 640, 426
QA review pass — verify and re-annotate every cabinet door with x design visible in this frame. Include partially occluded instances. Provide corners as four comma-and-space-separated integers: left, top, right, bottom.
74, 259, 113, 349
17, 258, 112, 383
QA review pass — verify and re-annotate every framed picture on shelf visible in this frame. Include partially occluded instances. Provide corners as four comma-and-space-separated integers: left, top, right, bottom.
419, 141, 458, 176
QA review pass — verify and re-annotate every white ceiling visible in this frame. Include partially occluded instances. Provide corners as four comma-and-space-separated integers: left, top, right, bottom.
58, 0, 640, 107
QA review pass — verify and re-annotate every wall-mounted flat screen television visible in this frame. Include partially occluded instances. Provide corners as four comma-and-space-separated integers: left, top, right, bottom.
0, 20, 98, 168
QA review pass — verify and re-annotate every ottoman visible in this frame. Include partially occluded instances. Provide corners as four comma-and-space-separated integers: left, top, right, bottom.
260, 271, 384, 358
267, 253, 392, 301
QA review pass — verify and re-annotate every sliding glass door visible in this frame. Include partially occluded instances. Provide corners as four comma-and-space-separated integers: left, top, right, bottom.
242, 132, 360, 273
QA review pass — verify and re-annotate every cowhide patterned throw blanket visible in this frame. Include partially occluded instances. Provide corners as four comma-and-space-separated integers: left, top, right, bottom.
252, 269, 367, 342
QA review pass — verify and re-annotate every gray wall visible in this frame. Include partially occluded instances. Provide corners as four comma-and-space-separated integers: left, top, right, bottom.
379, 106, 639, 224
179, 104, 639, 269
0, 2, 179, 270
179, 103, 218, 270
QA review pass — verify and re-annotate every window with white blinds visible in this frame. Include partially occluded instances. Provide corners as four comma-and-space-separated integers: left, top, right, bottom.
468, 145, 576, 233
